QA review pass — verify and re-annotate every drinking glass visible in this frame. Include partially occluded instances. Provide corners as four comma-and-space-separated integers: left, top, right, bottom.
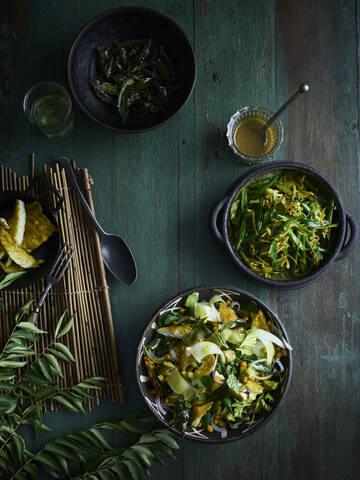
23, 82, 74, 138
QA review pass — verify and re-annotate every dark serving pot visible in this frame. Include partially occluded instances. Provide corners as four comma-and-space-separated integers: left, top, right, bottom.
211, 161, 358, 290
0, 177, 63, 290
136, 286, 292, 444
68, 6, 196, 133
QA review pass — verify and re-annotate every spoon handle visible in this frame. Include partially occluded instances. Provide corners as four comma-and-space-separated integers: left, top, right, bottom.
264, 83, 310, 129
58, 156, 106, 237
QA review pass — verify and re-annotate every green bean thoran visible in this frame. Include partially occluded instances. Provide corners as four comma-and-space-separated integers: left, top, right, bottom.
228, 173, 338, 279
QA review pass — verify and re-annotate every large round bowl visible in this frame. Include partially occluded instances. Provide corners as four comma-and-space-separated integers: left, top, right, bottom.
211, 161, 358, 290
136, 286, 292, 444
68, 6, 196, 133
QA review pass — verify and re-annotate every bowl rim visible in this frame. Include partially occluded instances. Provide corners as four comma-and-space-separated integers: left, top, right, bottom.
135, 285, 293, 444
67, 5, 197, 133
219, 161, 347, 289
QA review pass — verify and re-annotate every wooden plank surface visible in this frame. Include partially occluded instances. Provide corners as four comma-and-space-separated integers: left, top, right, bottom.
1, 0, 359, 479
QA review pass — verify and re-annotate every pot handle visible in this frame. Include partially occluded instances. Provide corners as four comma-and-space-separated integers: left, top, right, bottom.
210, 196, 228, 243
25, 175, 63, 214
335, 212, 358, 261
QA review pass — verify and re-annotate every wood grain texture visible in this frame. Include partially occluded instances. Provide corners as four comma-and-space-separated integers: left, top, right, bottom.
1, 0, 360, 479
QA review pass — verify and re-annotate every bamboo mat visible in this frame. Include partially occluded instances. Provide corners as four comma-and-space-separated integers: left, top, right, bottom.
0, 161, 125, 409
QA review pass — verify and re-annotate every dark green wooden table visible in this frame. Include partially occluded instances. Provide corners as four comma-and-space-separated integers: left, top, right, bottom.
1, 0, 359, 478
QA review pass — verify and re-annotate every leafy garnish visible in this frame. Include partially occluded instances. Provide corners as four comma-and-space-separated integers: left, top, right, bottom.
226, 373, 239, 395
92, 38, 178, 123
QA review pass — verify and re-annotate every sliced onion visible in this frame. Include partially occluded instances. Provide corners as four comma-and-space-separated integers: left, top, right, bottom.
155, 396, 167, 416
188, 341, 225, 363
274, 358, 285, 373
143, 345, 165, 363
211, 355, 225, 384
251, 358, 273, 380
211, 415, 228, 438
213, 372, 225, 384
256, 328, 293, 351
250, 358, 268, 366
230, 301, 240, 310
253, 373, 273, 380
241, 413, 256, 433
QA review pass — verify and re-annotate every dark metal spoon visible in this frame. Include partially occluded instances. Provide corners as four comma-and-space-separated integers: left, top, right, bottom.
58, 156, 137, 285
252, 83, 310, 144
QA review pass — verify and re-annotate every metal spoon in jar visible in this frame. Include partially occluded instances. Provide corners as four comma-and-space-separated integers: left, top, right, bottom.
58, 156, 137, 285
252, 83, 310, 144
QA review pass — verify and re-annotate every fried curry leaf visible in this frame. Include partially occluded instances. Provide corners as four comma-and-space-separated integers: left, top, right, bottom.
92, 38, 177, 122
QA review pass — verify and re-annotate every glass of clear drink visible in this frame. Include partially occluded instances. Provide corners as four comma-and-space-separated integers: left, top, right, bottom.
23, 82, 74, 138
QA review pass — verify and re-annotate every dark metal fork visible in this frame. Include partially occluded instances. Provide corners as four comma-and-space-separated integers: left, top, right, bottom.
28, 243, 75, 324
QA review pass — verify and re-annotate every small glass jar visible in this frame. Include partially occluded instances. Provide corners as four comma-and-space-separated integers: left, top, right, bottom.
23, 81, 74, 138
226, 106, 283, 164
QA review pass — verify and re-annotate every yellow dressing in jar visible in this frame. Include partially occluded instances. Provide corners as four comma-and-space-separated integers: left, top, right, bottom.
233, 117, 275, 157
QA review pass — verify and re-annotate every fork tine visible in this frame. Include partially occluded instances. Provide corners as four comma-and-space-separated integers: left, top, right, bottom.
51, 245, 74, 281
48, 243, 68, 277
52, 248, 75, 284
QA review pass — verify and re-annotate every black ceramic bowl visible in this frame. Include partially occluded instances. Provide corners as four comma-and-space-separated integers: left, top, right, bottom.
136, 286, 292, 444
0, 177, 62, 290
68, 6, 196, 133
211, 162, 358, 290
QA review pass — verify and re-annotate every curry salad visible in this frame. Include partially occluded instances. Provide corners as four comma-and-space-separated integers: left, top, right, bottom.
228, 172, 338, 280
143, 292, 292, 437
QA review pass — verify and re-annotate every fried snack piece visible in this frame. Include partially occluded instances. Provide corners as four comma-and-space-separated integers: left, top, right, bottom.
0, 261, 24, 273
0, 229, 43, 268
0, 219, 9, 259
8, 199, 26, 246
21, 201, 57, 253
0, 218, 9, 229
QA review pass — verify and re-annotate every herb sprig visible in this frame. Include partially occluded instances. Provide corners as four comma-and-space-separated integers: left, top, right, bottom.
0, 301, 179, 479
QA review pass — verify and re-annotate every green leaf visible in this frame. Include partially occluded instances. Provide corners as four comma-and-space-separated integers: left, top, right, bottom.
17, 322, 47, 334
240, 189, 248, 214
44, 353, 63, 377
12, 330, 39, 342
0, 360, 27, 368
197, 375, 213, 392
0, 370, 16, 381
226, 373, 239, 395
0, 271, 26, 289
52, 395, 79, 413
47, 348, 70, 363
56, 315, 74, 339
23, 370, 49, 386
89, 428, 112, 450
123, 458, 143, 480
53, 343, 75, 363
23, 463, 38, 479
44, 442, 75, 460
269, 240, 278, 265
33, 452, 60, 474
34, 385, 59, 403
54, 454, 69, 476
16, 381, 35, 396
54, 311, 67, 338
0, 382, 16, 391
12, 433, 25, 463
37, 358, 54, 383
